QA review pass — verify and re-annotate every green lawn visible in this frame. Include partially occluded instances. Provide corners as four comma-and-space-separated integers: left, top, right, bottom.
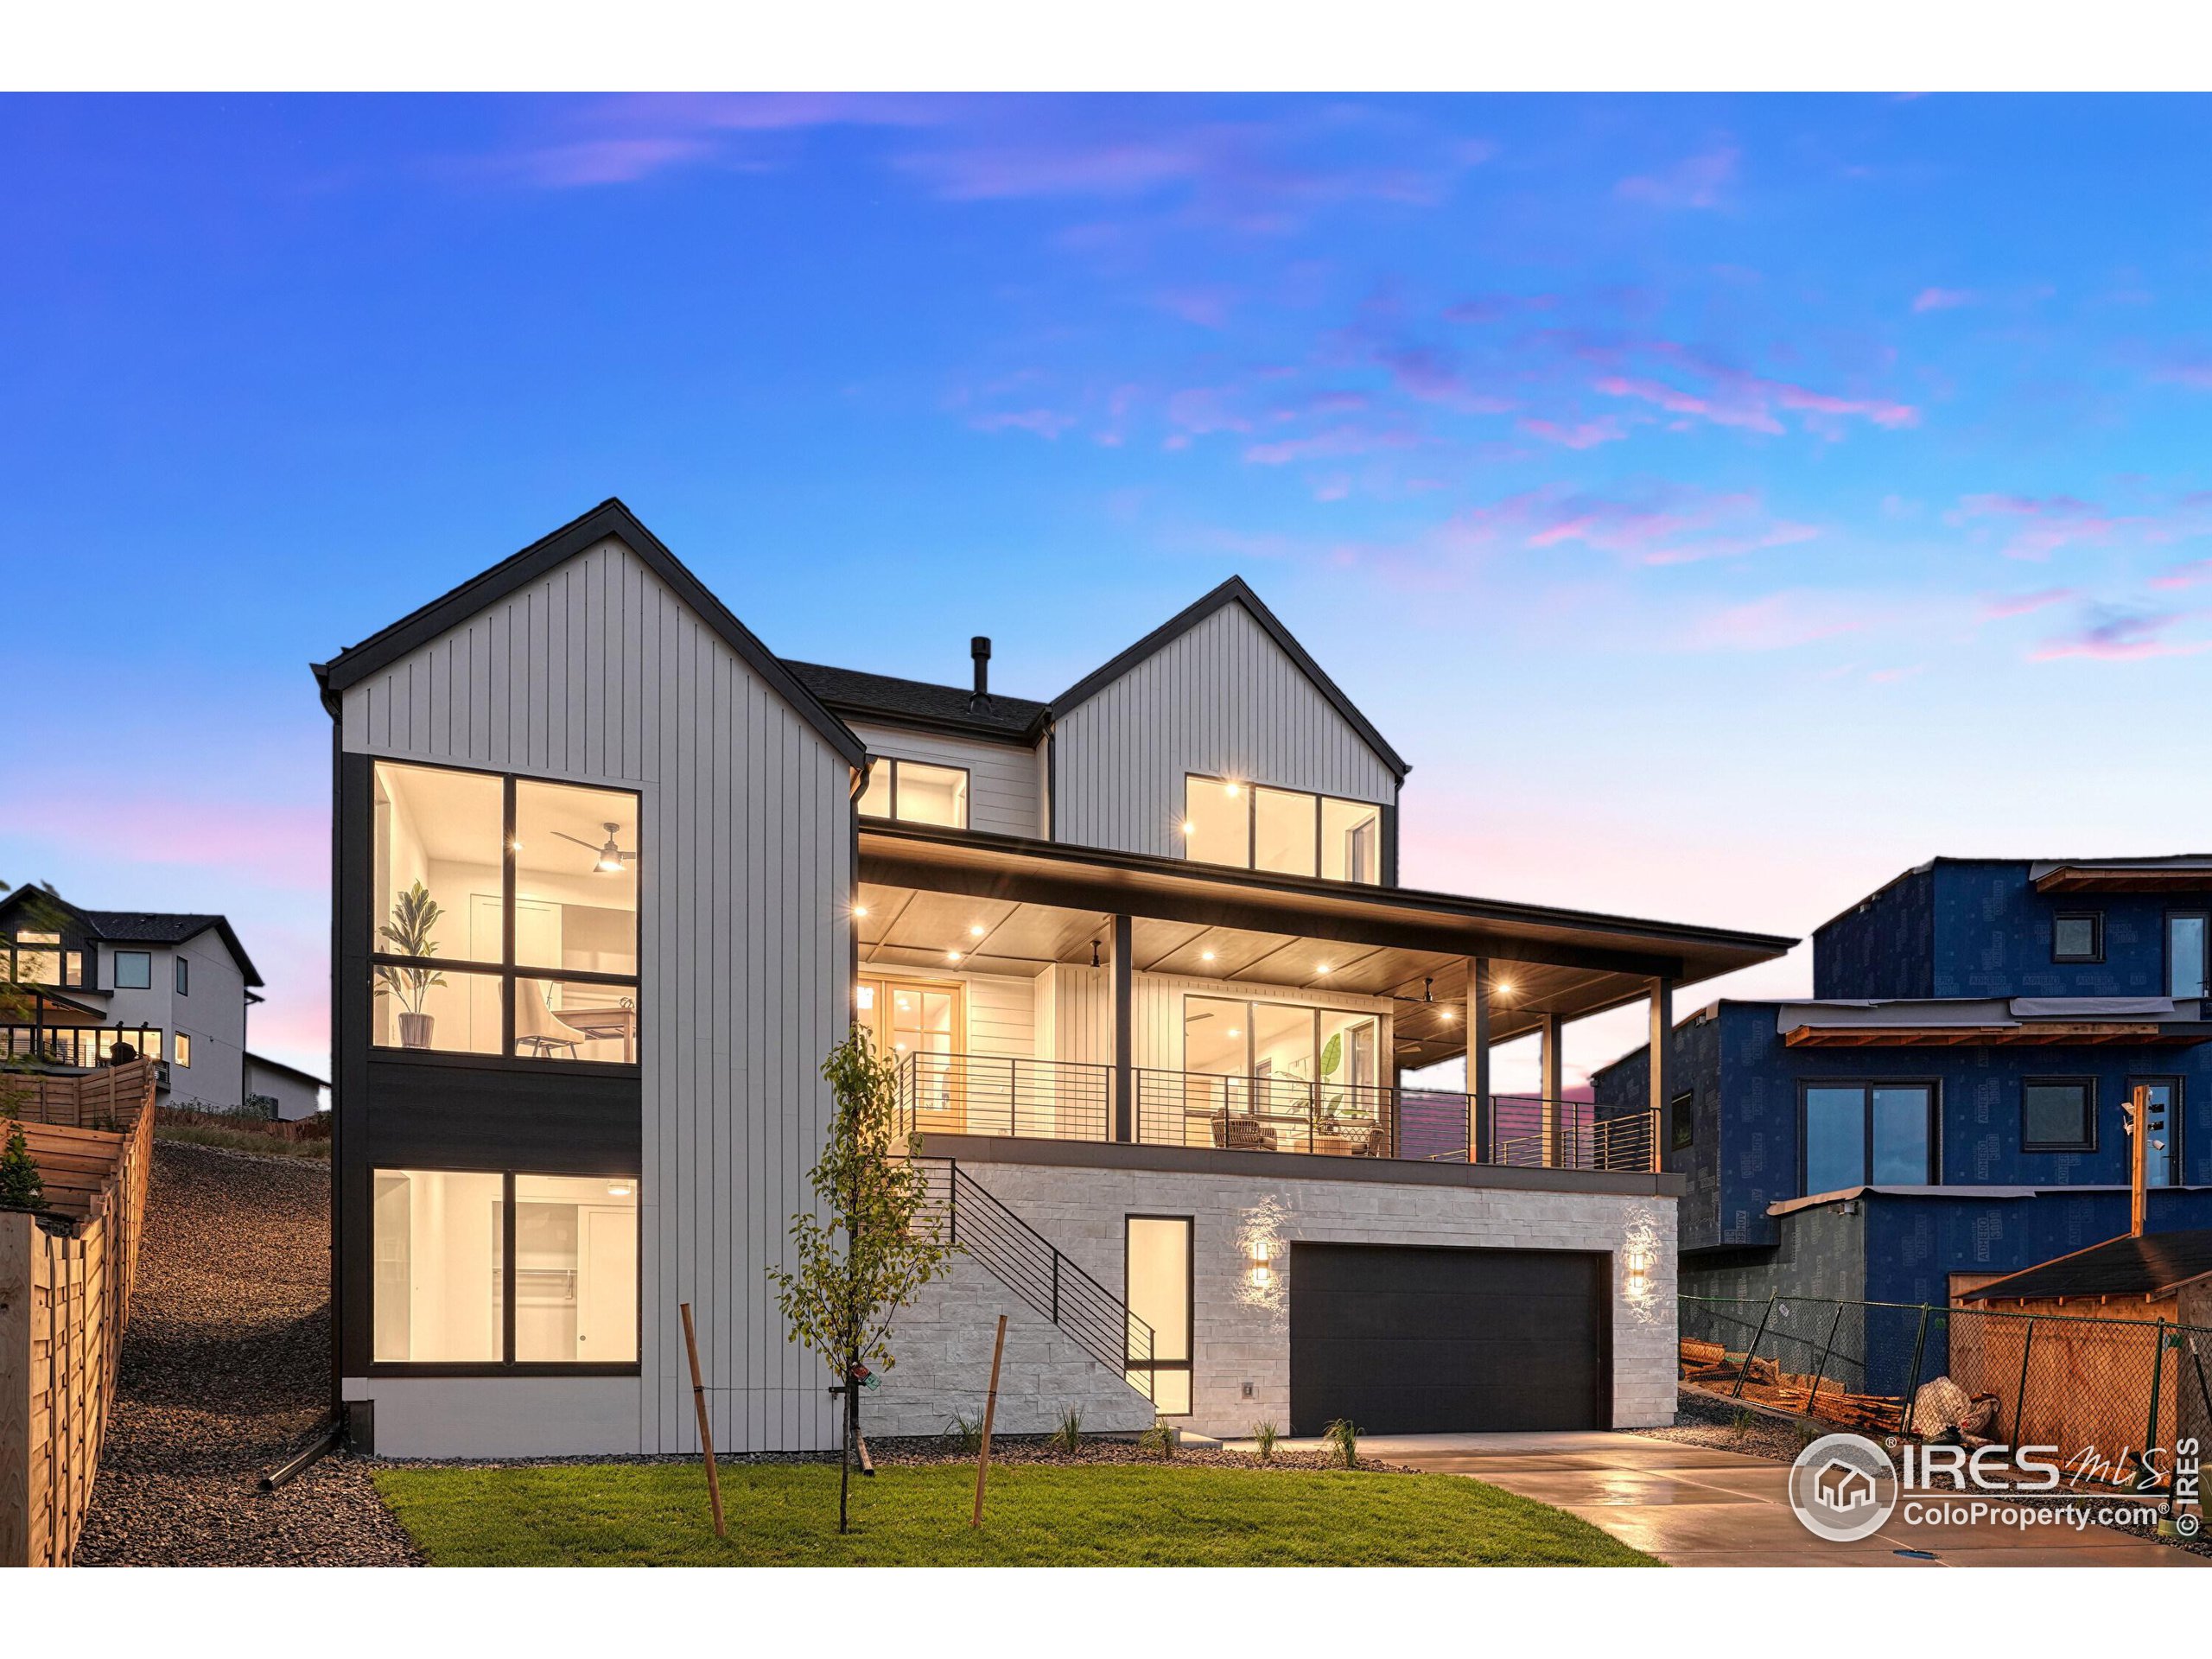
372, 1460, 1654, 1567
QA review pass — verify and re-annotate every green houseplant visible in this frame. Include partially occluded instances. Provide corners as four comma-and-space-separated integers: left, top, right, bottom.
374, 880, 447, 1049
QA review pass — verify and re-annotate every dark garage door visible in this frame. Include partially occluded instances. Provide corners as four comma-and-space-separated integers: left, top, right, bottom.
1287, 1243, 1610, 1435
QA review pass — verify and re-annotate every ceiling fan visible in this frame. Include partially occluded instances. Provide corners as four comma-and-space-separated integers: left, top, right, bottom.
551, 823, 639, 874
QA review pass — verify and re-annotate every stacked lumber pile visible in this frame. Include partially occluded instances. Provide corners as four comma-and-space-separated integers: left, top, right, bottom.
1677, 1337, 1906, 1431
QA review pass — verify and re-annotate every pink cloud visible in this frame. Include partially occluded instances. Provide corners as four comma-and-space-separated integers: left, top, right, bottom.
1616, 146, 1740, 210
1516, 416, 1629, 450
1687, 592, 1863, 651
1588, 340, 1918, 436
1242, 423, 1417, 466
1408, 486, 1820, 570
3, 795, 326, 890
2031, 607, 2209, 662
1154, 287, 1236, 327
1978, 586, 2079, 619
1957, 493, 2125, 560
1912, 287, 1976, 313
495, 137, 716, 188
969, 409, 1077, 439
2152, 557, 2212, 591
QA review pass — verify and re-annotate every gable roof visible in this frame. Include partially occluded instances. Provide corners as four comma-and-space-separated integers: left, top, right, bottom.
245, 1051, 330, 1090
0, 886, 264, 987
1959, 1229, 2212, 1302
1050, 576, 1410, 779
311, 499, 867, 769
783, 660, 1048, 742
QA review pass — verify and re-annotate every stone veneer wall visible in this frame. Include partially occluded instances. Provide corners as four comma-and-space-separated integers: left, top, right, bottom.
874, 1159, 1678, 1440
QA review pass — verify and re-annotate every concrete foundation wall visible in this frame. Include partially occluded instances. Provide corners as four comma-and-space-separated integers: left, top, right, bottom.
885, 1159, 1678, 1440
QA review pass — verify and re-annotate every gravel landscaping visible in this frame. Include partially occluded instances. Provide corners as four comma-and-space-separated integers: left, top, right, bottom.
74, 1140, 419, 1567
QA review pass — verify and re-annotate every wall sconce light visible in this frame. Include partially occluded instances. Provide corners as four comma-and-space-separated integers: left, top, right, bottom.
1181, 820, 1197, 836
852, 905, 868, 918
607, 1182, 634, 1198
1624, 1248, 1650, 1294
1249, 1244, 1272, 1287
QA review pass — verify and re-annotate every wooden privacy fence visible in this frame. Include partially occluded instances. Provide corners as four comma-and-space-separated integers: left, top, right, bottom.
1, 1058, 158, 1567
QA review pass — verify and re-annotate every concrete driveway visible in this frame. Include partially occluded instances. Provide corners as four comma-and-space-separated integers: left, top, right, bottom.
1234, 1431, 2205, 1567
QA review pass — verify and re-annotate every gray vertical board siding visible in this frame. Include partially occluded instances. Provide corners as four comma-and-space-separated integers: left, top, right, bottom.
1053, 602, 1398, 858
845, 720, 1041, 837
340, 535, 849, 1454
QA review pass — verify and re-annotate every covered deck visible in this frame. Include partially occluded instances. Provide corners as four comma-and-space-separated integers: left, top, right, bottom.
860, 824, 1793, 1174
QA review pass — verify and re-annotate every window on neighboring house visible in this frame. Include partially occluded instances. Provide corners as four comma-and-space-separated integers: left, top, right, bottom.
1180, 775, 1383, 884
2052, 912, 2103, 963
2128, 1077, 2181, 1187
175, 957, 189, 995
1670, 1090, 1695, 1152
2169, 913, 2209, 1001
12, 931, 60, 985
372, 1167, 639, 1368
114, 950, 153, 990
1124, 1216, 1192, 1416
856, 758, 969, 830
4, 1026, 160, 1066
1802, 1082, 1935, 1194
2022, 1077, 2095, 1153
175, 1033, 192, 1067
370, 761, 640, 1065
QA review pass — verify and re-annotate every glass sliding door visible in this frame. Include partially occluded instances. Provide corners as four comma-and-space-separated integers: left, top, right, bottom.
859, 976, 964, 1131
2170, 914, 2209, 1000
1177, 995, 1382, 1155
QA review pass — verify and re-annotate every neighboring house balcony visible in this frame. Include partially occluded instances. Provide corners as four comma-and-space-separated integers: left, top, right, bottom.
0, 987, 168, 1081
861, 822, 1790, 1180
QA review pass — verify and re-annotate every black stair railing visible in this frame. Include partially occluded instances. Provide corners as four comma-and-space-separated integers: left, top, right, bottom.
910, 1156, 1155, 1398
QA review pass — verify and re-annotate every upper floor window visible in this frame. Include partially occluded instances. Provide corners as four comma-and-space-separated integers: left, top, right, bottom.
857, 758, 969, 829
10, 931, 61, 985
2022, 1077, 2095, 1153
1802, 1082, 1934, 1194
175, 957, 190, 995
114, 950, 153, 990
371, 761, 640, 1065
1670, 1090, 1695, 1152
2052, 912, 2102, 964
1180, 775, 1382, 884
2169, 913, 2208, 1000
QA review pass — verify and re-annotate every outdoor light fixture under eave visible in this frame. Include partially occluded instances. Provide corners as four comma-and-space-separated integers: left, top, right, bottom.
853, 905, 868, 918
946, 950, 963, 963
1181, 820, 1197, 836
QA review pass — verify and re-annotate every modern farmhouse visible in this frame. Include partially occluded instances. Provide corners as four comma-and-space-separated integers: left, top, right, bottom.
313, 499, 1791, 1458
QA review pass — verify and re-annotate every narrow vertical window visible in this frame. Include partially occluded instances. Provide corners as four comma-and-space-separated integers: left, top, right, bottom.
175, 957, 190, 995
1125, 1216, 1193, 1415
2170, 914, 2208, 1000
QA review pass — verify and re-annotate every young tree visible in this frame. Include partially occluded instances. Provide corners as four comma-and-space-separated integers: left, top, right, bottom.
0, 1120, 43, 1212
769, 1028, 958, 1533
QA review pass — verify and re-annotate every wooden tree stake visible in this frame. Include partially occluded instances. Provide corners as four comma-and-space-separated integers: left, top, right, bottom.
970, 1313, 1008, 1529
680, 1301, 727, 1539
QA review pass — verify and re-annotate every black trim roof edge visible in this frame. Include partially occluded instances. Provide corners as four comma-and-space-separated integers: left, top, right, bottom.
0, 885, 265, 988
859, 821, 1798, 959
310, 499, 868, 769
1048, 575, 1411, 779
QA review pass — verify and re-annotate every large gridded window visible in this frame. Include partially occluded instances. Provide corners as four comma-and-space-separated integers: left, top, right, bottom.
1125, 1216, 1192, 1415
11, 931, 61, 986
1181, 775, 1382, 884
2170, 914, 2209, 1001
372, 1167, 639, 1368
856, 758, 969, 830
371, 761, 640, 1065
1802, 1082, 1935, 1194
2022, 1077, 2095, 1153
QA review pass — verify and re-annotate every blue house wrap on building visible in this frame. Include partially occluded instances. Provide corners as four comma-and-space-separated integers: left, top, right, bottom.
1595, 856, 2212, 1316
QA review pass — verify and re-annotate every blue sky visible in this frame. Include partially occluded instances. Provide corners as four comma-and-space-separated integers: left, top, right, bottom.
6, 92, 2212, 1082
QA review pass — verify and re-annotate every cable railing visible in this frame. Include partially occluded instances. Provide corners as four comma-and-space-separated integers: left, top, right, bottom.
893, 1054, 1659, 1173
912, 1157, 1154, 1396
893, 1052, 1112, 1141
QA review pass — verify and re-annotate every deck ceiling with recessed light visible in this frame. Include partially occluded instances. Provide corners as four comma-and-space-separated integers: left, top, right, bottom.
857, 824, 1793, 1069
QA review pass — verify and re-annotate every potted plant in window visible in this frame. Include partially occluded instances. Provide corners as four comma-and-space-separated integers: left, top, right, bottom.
374, 880, 447, 1049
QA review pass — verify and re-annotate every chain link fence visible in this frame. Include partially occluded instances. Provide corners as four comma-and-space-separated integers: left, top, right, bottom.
1681, 1294, 2212, 1491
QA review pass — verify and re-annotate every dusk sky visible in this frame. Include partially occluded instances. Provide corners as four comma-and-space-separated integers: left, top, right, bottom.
7, 92, 2212, 1085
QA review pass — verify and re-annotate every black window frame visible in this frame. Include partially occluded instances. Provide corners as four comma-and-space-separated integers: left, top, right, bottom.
1123, 1212, 1195, 1419
365, 1165, 644, 1377
2166, 911, 2209, 1000
1798, 1078, 1940, 1194
1670, 1088, 1695, 1152
2126, 1075, 2183, 1187
367, 760, 643, 1072
2052, 911, 2104, 964
112, 950, 154, 990
2021, 1075, 2098, 1154
175, 1032, 192, 1068
1180, 772, 1384, 886
859, 755, 972, 831
174, 956, 189, 995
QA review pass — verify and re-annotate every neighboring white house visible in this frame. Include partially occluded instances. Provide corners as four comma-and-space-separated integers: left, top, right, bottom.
315, 499, 1794, 1458
246, 1051, 330, 1120
0, 887, 265, 1110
